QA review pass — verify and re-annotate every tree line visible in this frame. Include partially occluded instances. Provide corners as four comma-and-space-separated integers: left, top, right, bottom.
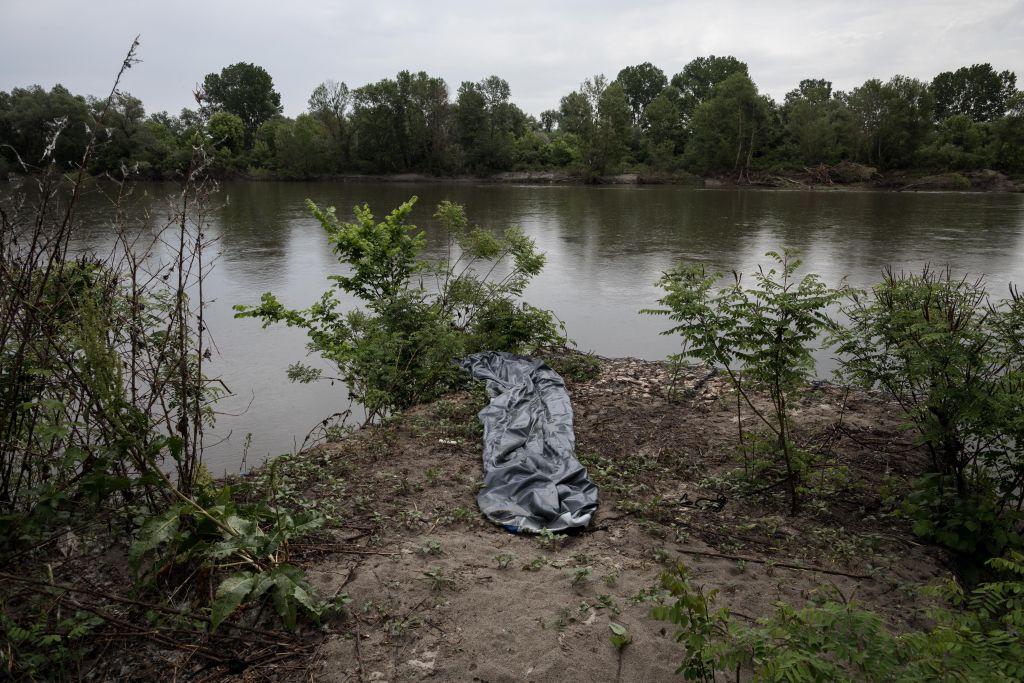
2, 57, 1022, 180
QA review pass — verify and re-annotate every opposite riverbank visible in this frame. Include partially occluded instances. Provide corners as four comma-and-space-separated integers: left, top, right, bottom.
242, 164, 1022, 193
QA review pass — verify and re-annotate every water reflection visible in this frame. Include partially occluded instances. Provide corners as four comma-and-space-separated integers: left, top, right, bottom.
68, 182, 1024, 472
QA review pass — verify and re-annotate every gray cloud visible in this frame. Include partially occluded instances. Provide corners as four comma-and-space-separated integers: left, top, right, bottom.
1, 0, 1022, 117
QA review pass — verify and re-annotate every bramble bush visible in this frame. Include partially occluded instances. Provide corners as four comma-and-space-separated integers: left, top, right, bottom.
235, 196, 564, 422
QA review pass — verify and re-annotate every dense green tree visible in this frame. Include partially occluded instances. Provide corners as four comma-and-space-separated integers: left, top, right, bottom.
583, 80, 632, 175
932, 64, 1017, 122
454, 76, 526, 173
204, 111, 247, 174
201, 63, 282, 144
307, 79, 350, 166
988, 102, 1024, 172
641, 86, 687, 170
396, 70, 452, 173
918, 114, 991, 170
545, 133, 581, 166
512, 129, 549, 168
557, 90, 594, 138
272, 114, 332, 178
88, 92, 149, 174
539, 109, 559, 133
207, 111, 245, 153
671, 56, 749, 121
616, 62, 668, 126
251, 117, 289, 169
0, 84, 92, 169
2, 59, 1022, 181
684, 72, 770, 177
135, 111, 193, 176
348, 71, 452, 174
349, 77, 406, 172
781, 79, 855, 164
844, 76, 933, 169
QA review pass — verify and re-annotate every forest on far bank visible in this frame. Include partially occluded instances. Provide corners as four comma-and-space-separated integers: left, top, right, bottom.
2, 56, 1023, 182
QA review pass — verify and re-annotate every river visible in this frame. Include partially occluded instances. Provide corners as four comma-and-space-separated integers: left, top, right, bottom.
69, 181, 1024, 473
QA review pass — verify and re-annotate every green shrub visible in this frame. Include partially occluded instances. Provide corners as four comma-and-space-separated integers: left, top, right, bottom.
644, 249, 842, 513
654, 555, 1024, 681
831, 268, 1024, 563
236, 197, 562, 421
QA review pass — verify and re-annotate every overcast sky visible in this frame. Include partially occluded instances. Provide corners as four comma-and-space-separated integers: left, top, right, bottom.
2, 0, 1023, 117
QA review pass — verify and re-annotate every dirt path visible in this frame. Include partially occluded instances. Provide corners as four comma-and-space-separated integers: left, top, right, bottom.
294, 357, 950, 682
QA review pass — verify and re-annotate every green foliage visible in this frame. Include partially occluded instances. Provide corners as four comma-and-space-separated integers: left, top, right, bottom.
651, 563, 731, 680
4, 57, 1023, 179
129, 482, 344, 630
267, 114, 334, 178
843, 76, 934, 169
349, 70, 452, 174
918, 114, 992, 170
201, 62, 282, 143
782, 79, 854, 165
642, 88, 688, 170
616, 62, 668, 125
831, 268, 1024, 561
933, 64, 1017, 122
558, 90, 595, 140
903, 474, 1020, 578
206, 111, 246, 173
645, 249, 841, 513
1, 606, 103, 679
654, 556, 1024, 681
211, 563, 345, 631
0, 84, 92, 169
671, 55, 750, 122
455, 76, 527, 173
684, 72, 773, 178
586, 80, 633, 175
207, 111, 245, 152
608, 622, 632, 650
236, 197, 561, 421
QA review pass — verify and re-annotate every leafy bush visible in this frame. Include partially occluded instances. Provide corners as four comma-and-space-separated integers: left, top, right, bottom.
903, 474, 1020, 576
644, 249, 841, 513
236, 196, 562, 421
831, 268, 1024, 563
130, 479, 345, 630
654, 556, 1024, 681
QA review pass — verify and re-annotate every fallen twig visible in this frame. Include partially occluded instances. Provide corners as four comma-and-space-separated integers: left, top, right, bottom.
672, 547, 872, 579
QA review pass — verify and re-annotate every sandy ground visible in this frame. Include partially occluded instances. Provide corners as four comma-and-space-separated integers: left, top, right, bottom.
290, 357, 950, 682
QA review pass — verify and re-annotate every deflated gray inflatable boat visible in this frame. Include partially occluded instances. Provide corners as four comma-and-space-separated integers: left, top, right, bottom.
459, 351, 598, 533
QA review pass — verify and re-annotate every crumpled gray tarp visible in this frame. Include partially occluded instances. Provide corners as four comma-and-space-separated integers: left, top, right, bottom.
459, 351, 598, 533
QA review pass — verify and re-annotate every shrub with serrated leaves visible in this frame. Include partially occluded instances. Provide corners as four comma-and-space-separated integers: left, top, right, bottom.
0, 607, 103, 679
644, 249, 842, 514
235, 196, 563, 422
655, 555, 1024, 681
830, 267, 1024, 567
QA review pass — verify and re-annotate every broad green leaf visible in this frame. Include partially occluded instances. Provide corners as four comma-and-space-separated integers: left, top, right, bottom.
129, 505, 183, 573
211, 572, 255, 630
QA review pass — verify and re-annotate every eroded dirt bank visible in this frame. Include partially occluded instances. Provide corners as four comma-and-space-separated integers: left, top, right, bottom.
293, 356, 949, 682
